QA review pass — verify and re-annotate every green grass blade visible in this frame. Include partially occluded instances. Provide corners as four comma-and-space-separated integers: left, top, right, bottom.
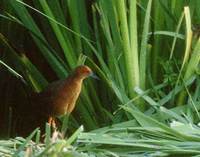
139, 0, 152, 90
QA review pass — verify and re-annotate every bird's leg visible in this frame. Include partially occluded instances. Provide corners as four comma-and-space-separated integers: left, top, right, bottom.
48, 116, 56, 130
48, 117, 64, 141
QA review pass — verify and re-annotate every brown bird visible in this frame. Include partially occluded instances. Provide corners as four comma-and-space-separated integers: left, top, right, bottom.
27, 65, 93, 129
41, 66, 92, 114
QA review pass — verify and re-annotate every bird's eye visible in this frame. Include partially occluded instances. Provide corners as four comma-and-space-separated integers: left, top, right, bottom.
76, 66, 92, 75
82, 68, 91, 73
85, 69, 91, 74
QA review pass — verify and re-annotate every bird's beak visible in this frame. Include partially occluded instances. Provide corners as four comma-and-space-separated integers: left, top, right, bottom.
89, 72, 100, 80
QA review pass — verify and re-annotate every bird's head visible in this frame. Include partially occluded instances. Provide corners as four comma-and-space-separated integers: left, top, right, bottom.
74, 65, 93, 79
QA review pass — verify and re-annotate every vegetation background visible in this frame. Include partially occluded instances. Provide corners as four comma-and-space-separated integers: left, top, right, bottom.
1, 0, 200, 156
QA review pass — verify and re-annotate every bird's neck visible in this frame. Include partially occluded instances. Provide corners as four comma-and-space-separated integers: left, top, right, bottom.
64, 75, 84, 86
73, 72, 86, 81
73, 74, 84, 82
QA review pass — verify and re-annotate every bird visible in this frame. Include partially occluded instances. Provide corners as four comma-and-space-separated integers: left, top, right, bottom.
24, 65, 93, 131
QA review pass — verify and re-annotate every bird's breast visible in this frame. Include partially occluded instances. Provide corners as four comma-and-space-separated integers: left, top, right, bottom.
52, 80, 82, 116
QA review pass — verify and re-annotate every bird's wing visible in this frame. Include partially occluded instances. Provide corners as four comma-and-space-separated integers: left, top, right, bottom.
31, 79, 68, 113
